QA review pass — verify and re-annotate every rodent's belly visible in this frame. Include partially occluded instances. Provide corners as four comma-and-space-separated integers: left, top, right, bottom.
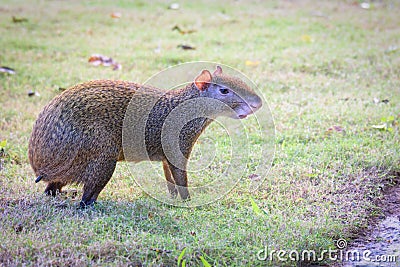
119, 149, 165, 162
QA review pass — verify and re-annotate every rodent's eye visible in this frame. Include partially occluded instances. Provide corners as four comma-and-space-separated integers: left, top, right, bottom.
219, 88, 229, 95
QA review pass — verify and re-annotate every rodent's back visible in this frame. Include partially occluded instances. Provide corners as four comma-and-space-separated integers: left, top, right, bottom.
28, 80, 140, 182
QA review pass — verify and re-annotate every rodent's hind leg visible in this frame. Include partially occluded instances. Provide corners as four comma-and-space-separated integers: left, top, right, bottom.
162, 160, 178, 198
44, 181, 66, 196
79, 159, 117, 208
167, 162, 190, 200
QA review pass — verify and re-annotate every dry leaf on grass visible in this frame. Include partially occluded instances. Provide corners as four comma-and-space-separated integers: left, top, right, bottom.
0, 66, 16, 74
172, 25, 196, 35
245, 60, 260, 66
28, 90, 40, 97
301, 34, 314, 43
110, 12, 121, 19
325, 125, 345, 136
88, 54, 121, 70
168, 3, 180, 10
12, 16, 28, 23
360, 2, 370, 9
373, 97, 389, 104
150, 247, 172, 254
177, 44, 196, 50
248, 173, 261, 180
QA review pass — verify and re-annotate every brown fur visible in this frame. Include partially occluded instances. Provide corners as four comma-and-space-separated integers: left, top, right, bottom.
28, 67, 262, 207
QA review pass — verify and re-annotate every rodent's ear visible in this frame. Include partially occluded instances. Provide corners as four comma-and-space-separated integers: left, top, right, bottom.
194, 70, 212, 91
213, 65, 223, 75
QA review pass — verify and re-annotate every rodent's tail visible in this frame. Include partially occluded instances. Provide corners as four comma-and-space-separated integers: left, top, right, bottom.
35, 174, 45, 183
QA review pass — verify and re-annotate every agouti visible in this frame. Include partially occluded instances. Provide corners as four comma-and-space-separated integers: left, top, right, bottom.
28, 66, 262, 207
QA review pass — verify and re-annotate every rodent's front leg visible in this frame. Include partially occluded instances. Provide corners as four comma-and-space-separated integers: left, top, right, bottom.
162, 160, 178, 198
167, 162, 190, 200
80, 158, 117, 208
44, 181, 66, 196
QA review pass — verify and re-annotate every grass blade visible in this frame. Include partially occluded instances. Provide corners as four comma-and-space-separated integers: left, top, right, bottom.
177, 247, 187, 267
199, 255, 211, 267
250, 196, 262, 215
0, 140, 6, 149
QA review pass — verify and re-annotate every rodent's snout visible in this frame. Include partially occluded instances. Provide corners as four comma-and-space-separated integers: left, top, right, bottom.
250, 99, 262, 111
234, 97, 262, 120
249, 96, 262, 112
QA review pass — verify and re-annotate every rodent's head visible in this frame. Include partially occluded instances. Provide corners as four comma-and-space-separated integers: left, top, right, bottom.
194, 66, 262, 119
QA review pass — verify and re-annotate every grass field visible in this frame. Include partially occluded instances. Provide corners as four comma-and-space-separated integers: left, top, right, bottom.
0, 0, 399, 266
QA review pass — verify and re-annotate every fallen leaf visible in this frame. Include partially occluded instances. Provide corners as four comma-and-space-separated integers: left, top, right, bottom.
88, 54, 121, 71
172, 25, 196, 35
14, 223, 23, 233
360, 2, 370, 9
325, 125, 345, 136
111, 12, 121, 19
112, 63, 121, 70
177, 44, 196, 50
248, 173, 261, 180
326, 126, 344, 133
88, 55, 104, 65
330, 125, 344, 132
301, 34, 314, 43
150, 247, 172, 254
168, 3, 180, 10
371, 124, 386, 130
245, 60, 260, 66
0, 66, 16, 74
374, 98, 390, 104
371, 116, 395, 132
12, 16, 28, 23
28, 90, 40, 97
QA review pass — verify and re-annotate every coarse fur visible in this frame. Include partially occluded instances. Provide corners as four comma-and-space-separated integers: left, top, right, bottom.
28, 66, 262, 207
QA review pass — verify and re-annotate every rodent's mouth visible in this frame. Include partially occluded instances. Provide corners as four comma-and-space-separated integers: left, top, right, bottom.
231, 101, 260, 119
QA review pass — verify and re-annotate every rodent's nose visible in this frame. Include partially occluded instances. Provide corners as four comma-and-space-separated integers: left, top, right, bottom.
250, 98, 262, 110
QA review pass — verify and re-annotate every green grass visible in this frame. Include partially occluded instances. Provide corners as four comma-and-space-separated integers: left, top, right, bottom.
1, 0, 399, 266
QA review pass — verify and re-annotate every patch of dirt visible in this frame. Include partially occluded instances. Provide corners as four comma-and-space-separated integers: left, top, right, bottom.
343, 171, 400, 267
